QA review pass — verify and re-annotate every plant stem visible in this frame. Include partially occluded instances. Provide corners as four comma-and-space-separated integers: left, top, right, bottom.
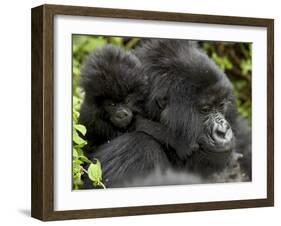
99, 182, 106, 189
80, 166, 88, 174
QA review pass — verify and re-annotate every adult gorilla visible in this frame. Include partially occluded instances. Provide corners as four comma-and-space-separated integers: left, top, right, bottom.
93, 39, 251, 187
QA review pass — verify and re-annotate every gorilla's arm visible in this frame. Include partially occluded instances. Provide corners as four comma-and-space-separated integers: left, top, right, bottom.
92, 132, 171, 187
134, 116, 195, 157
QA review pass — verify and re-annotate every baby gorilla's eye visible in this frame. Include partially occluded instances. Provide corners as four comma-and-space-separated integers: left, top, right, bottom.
104, 100, 116, 107
200, 105, 211, 114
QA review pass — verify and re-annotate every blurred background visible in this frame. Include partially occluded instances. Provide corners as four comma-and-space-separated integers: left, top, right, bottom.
72, 35, 252, 189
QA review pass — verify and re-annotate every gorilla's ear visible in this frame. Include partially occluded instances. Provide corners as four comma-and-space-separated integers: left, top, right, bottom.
156, 96, 167, 110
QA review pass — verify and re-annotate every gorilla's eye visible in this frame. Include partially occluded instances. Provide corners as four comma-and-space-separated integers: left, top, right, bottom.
105, 101, 116, 107
218, 101, 229, 112
200, 105, 211, 114
218, 102, 225, 108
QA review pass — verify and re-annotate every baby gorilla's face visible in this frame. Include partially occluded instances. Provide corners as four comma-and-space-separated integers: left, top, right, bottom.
103, 99, 133, 129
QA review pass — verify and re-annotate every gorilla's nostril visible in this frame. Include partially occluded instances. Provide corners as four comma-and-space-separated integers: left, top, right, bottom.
213, 121, 232, 145
215, 121, 230, 138
116, 112, 126, 119
116, 109, 131, 120
123, 111, 129, 117
216, 129, 226, 138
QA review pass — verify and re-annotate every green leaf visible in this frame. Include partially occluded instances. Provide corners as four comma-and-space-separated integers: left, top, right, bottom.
211, 52, 233, 72
83, 37, 107, 52
73, 148, 79, 159
75, 147, 84, 156
73, 130, 87, 146
79, 155, 92, 164
74, 124, 87, 136
87, 161, 102, 183
74, 143, 86, 149
73, 111, 79, 123
234, 80, 247, 90
73, 66, 80, 77
109, 37, 123, 46
73, 159, 83, 166
240, 59, 252, 75
73, 35, 88, 47
73, 96, 81, 109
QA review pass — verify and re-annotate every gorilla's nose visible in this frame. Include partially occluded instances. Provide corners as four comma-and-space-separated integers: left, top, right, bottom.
213, 121, 233, 145
116, 109, 132, 120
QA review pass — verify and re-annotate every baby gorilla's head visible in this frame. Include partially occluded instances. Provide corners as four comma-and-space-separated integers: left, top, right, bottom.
79, 45, 146, 144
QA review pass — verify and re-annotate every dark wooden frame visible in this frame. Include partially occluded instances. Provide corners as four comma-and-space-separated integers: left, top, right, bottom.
31, 4, 274, 221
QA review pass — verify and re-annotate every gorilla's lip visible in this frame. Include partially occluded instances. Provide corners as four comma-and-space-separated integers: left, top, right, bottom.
198, 142, 233, 153
114, 120, 132, 129
111, 117, 133, 129
208, 146, 232, 153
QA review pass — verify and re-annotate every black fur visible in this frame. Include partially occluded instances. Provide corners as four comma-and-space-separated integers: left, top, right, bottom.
135, 39, 251, 179
79, 45, 146, 147
94, 132, 171, 187
83, 39, 252, 188
79, 45, 186, 188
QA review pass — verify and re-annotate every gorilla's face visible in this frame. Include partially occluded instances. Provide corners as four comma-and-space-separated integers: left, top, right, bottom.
148, 67, 236, 158
197, 98, 234, 153
103, 99, 133, 128
102, 93, 145, 129
98, 93, 143, 131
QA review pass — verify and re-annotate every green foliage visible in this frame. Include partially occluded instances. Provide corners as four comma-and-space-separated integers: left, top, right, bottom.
72, 36, 107, 189
211, 52, 233, 71
72, 98, 87, 189
88, 160, 105, 188
72, 94, 106, 189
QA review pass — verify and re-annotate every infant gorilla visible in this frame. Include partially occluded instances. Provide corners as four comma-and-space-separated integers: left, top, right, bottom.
79, 45, 185, 152
79, 45, 146, 148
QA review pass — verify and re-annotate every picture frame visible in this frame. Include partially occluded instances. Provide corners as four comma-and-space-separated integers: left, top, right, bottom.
31, 4, 274, 221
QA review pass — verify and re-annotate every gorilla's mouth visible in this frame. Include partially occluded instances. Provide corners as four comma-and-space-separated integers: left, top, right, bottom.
111, 114, 133, 129
195, 144, 233, 167
113, 118, 132, 129
198, 138, 234, 153
202, 145, 232, 153
197, 122, 234, 154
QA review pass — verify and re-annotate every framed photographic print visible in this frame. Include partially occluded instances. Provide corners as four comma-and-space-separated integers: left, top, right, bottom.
31, 4, 274, 221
